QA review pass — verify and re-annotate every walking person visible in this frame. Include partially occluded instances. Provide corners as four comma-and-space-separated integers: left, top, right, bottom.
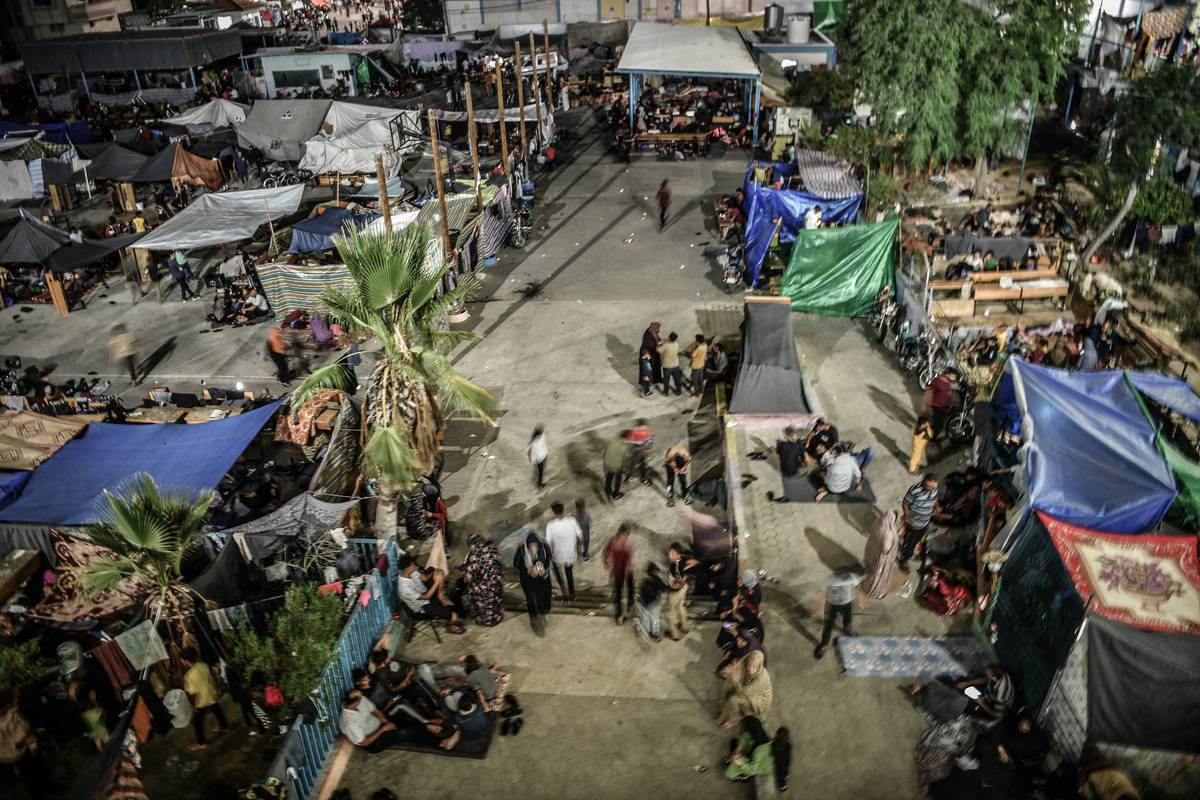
527, 425, 549, 489
603, 432, 631, 500
107, 324, 140, 385
664, 445, 691, 506
182, 647, 230, 750
602, 524, 635, 625
663, 542, 696, 640
169, 253, 198, 301
909, 416, 935, 475
513, 531, 553, 637
266, 326, 291, 384
813, 568, 864, 659
688, 334, 708, 397
636, 563, 668, 642
545, 502, 583, 602
925, 369, 957, 442
898, 474, 940, 571
656, 178, 671, 230
462, 534, 504, 627
659, 332, 683, 395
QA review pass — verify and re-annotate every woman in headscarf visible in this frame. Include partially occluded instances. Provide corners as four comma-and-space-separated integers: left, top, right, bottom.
512, 531, 553, 637
986, 708, 1049, 794
716, 589, 763, 651
862, 510, 901, 599
719, 650, 773, 730
642, 322, 663, 387
723, 716, 774, 782
462, 534, 504, 627
717, 628, 767, 675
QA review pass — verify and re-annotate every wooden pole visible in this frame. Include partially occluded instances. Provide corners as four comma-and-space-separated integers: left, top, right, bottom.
427, 110, 453, 260
335, 170, 341, 205
515, 40, 528, 177
464, 78, 483, 213
494, 59, 509, 179
529, 33, 542, 149
543, 19, 552, 91
375, 153, 393, 234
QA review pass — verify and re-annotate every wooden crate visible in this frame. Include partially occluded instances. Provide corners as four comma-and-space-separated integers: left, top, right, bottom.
933, 298, 975, 318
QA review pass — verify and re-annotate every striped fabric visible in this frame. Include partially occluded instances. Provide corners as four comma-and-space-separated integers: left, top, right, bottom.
479, 183, 512, 258
795, 149, 862, 200
413, 184, 500, 235
256, 260, 354, 317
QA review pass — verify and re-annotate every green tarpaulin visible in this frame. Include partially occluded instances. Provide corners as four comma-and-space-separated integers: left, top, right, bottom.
779, 216, 897, 317
1155, 435, 1200, 531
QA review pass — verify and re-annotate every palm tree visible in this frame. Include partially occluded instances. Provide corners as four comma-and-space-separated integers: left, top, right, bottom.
82, 473, 210, 624
292, 223, 496, 537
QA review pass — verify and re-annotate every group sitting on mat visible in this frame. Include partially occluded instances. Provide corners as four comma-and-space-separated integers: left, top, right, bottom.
340, 645, 513, 755
770, 419, 876, 503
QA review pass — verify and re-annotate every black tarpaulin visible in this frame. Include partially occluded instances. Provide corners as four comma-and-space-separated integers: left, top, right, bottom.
728, 300, 812, 415
1087, 615, 1200, 752
76, 144, 149, 182
0, 209, 70, 265
44, 233, 142, 273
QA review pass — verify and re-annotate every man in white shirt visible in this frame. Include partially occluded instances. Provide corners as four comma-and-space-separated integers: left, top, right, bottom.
339, 689, 393, 748
545, 502, 582, 602
803, 205, 823, 230
814, 568, 865, 659
396, 556, 465, 633
814, 446, 875, 502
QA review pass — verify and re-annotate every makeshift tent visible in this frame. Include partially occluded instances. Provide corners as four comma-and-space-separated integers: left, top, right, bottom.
945, 233, 1032, 263
1005, 359, 1177, 533
1128, 371, 1200, 422
287, 207, 379, 253
132, 142, 223, 188
215, 493, 358, 537
161, 98, 249, 134
188, 128, 240, 160
742, 179, 863, 287
728, 299, 812, 414
0, 208, 70, 265
74, 144, 148, 182
236, 99, 332, 162
779, 216, 897, 316
28, 157, 75, 197
299, 117, 402, 175
0, 401, 281, 526
43, 232, 141, 273
256, 260, 354, 317
349, 176, 406, 200
0, 411, 85, 470
793, 150, 863, 199
131, 185, 305, 251
0, 160, 32, 201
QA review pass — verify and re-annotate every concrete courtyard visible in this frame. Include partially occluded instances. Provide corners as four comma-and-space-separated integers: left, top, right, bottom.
0, 107, 972, 799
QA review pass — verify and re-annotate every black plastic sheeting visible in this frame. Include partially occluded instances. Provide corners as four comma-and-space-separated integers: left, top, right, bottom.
728, 301, 812, 415
21, 28, 241, 74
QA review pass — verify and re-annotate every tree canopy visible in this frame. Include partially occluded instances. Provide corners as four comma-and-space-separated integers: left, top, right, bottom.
843, 0, 1087, 169
1110, 63, 1200, 183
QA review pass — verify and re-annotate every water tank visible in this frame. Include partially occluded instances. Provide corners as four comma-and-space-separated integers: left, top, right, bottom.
763, 4, 784, 34
787, 15, 811, 44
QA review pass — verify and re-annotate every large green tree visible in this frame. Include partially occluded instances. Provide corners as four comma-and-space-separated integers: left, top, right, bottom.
1082, 64, 1200, 264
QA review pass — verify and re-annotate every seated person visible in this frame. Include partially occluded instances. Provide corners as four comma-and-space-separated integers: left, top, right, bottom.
340, 688, 458, 753
981, 249, 998, 271
804, 418, 839, 465
775, 426, 805, 478
236, 288, 269, 325
310, 312, 333, 347
1077, 743, 1141, 800
396, 555, 465, 634
956, 665, 1014, 721
372, 655, 444, 722
814, 444, 874, 503
442, 691, 488, 739
543, 144, 559, 168
716, 589, 763, 651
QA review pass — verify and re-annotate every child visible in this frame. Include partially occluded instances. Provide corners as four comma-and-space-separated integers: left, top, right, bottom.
638, 347, 654, 397
527, 425, 549, 489
909, 416, 935, 475
81, 690, 110, 750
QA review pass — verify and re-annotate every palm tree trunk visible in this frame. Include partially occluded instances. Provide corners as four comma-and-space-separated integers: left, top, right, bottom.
1082, 181, 1139, 267
974, 155, 987, 197
374, 486, 401, 540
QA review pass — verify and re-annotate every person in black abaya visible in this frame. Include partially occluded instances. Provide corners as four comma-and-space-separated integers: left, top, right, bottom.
513, 531, 553, 638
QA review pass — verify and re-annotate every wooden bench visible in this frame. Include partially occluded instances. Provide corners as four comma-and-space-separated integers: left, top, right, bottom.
973, 281, 1069, 311
930, 267, 1061, 294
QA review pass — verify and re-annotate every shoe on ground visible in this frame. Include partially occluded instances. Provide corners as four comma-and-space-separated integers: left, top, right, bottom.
814, 646, 826, 659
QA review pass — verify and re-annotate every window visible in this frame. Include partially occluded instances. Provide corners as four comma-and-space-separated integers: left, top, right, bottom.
272, 69, 320, 89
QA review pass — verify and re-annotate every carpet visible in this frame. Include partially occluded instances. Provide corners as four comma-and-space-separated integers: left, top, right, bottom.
780, 471, 876, 504
836, 636, 988, 678
383, 714, 498, 759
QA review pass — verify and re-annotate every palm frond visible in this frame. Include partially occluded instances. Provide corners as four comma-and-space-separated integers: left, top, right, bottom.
362, 424, 422, 486
81, 558, 140, 599
427, 329, 481, 353
422, 274, 479, 324
320, 286, 379, 338
413, 350, 496, 423
290, 360, 352, 407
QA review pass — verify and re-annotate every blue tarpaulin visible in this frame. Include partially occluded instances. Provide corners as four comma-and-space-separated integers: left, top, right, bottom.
0, 472, 30, 512
0, 401, 281, 525
1008, 360, 1176, 533
0, 120, 93, 144
1127, 371, 1200, 422
742, 183, 862, 287
287, 207, 379, 253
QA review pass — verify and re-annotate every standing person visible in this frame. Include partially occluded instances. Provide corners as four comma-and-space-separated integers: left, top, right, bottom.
658, 332, 683, 395
813, 568, 864, 659
638, 347, 654, 397
656, 178, 671, 230
462, 534, 504, 627
688, 334, 708, 397
925, 369, 957, 441
527, 425, 549, 489
909, 416, 935, 475
603, 431, 631, 500
862, 510, 901, 599
663, 542, 696, 640
624, 419, 655, 486
663, 445, 691, 506
512, 531, 553, 636
898, 474, 940, 571
641, 321, 663, 387
107, 324, 140, 385
545, 502, 583, 602
602, 524, 635, 625
181, 647, 230, 750
636, 563, 668, 642
266, 326, 291, 384
169, 253, 198, 301
574, 498, 591, 561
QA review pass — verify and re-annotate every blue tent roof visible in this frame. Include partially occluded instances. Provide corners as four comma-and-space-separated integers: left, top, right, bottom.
1127, 371, 1200, 422
0, 401, 281, 526
1009, 360, 1176, 533
742, 183, 862, 287
287, 207, 379, 254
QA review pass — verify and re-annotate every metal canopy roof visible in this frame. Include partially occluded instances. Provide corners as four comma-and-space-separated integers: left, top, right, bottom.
616, 21, 760, 79
21, 28, 242, 75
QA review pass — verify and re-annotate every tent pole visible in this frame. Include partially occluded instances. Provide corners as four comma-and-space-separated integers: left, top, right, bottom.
375, 154, 393, 234
336, 170, 341, 205
530, 34, 542, 149
494, 60, 510, 190
543, 19, 552, 94
464, 77, 483, 213
515, 40, 528, 180
264, 196, 277, 257
427, 111, 453, 261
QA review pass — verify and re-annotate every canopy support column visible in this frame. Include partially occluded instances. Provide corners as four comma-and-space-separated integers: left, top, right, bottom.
752, 79, 762, 144
133, 69, 142, 92
80, 71, 92, 102
628, 72, 641, 132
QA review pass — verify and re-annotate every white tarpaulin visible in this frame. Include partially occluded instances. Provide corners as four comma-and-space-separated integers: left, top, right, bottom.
321, 101, 406, 136
0, 160, 33, 201
163, 99, 249, 134
299, 103, 420, 175
131, 185, 305, 251
616, 21, 760, 78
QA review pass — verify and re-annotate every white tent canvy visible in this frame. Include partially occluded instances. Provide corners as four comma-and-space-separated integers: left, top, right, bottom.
298, 102, 420, 176
162, 98, 249, 134
131, 185, 306, 251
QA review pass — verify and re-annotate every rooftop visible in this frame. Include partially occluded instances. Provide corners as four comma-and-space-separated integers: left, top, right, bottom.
616, 20, 760, 79
21, 27, 242, 74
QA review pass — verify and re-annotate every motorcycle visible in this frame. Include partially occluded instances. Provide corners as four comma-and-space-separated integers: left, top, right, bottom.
918, 342, 949, 391
946, 383, 978, 444
718, 244, 744, 293
510, 196, 533, 248
898, 327, 931, 374
870, 295, 898, 342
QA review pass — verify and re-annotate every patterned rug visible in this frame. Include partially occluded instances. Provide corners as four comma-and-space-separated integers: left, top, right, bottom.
836, 636, 988, 678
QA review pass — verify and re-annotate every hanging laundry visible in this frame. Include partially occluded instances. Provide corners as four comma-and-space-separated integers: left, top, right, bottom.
114, 620, 169, 671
